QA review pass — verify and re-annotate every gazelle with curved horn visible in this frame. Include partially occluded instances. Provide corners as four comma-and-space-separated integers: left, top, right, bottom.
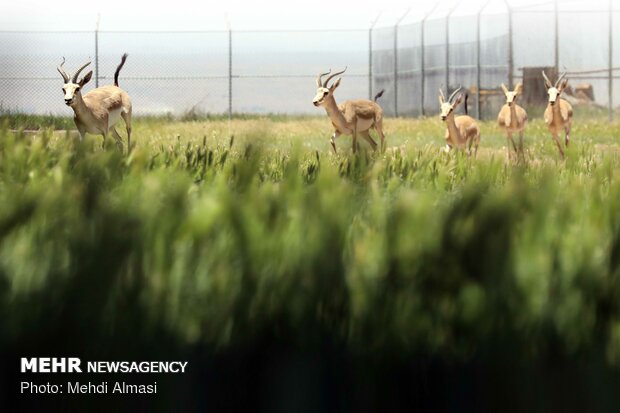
58, 53, 132, 152
312, 67, 386, 154
438, 87, 480, 156
542, 71, 573, 158
497, 82, 527, 159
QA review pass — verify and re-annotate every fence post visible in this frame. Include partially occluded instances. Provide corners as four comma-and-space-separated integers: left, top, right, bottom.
369, 13, 381, 101
476, 12, 481, 119
505, 1, 514, 88
554, 0, 559, 74
445, 4, 458, 95
420, 4, 439, 117
609, 0, 613, 122
445, 13, 450, 94
95, 14, 100, 88
228, 24, 232, 120
369, 27, 373, 101
394, 9, 411, 117
476, 1, 492, 120
420, 19, 426, 117
394, 25, 397, 116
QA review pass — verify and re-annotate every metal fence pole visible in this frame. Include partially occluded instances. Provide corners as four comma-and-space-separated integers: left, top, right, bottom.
394, 9, 411, 117
445, 5, 458, 94
609, 0, 613, 122
420, 4, 438, 117
476, 1, 492, 120
95, 14, 100, 88
420, 19, 426, 117
554, 0, 559, 74
369, 27, 373, 101
394, 24, 398, 116
369, 13, 381, 101
476, 13, 481, 119
505, 1, 514, 88
228, 26, 232, 120
445, 14, 450, 93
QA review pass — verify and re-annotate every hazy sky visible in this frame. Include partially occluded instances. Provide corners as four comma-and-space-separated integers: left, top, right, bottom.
0, 0, 612, 31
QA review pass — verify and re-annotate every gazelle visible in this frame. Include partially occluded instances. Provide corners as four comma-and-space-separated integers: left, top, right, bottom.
312, 68, 386, 154
497, 83, 527, 158
542, 71, 573, 158
58, 53, 132, 152
438, 87, 480, 156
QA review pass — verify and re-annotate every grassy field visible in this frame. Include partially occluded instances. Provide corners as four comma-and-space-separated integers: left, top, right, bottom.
15, 110, 620, 152
4, 113, 620, 410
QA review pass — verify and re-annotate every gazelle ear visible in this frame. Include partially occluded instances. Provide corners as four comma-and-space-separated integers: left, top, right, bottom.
329, 77, 341, 91
542, 71, 553, 89
438, 88, 447, 104
514, 83, 523, 94
501, 83, 509, 95
558, 78, 568, 91
453, 93, 463, 106
80, 71, 93, 86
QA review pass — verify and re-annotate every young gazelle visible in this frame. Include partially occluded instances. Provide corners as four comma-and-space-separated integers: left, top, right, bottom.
58, 54, 132, 152
497, 83, 528, 158
542, 71, 573, 159
312, 68, 386, 154
438, 87, 480, 156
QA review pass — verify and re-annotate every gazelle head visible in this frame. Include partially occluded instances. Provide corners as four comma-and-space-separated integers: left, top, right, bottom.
501, 83, 523, 107
438, 87, 463, 121
313, 67, 347, 107
542, 71, 568, 106
58, 58, 93, 106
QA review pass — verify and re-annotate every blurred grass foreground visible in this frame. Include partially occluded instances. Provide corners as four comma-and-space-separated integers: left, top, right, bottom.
3, 118, 620, 411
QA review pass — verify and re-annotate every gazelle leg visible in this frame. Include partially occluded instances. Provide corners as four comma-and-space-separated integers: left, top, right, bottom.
330, 131, 340, 154
76, 125, 86, 142
508, 132, 517, 153
375, 119, 386, 152
565, 124, 571, 147
111, 127, 124, 151
121, 109, 132, 152
506, 132, 517, 161
552, 133, 564, 159
472, 133, 480, 158
360, 130, 377, 151
352, 119, 358, 154
101, 116, 110, 149
519, 131, 524, 154
101, 130, 108, 149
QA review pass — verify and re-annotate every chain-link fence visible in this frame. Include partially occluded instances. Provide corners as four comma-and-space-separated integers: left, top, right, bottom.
0, 28, 369, 116
0, 1, 618, 119
372, 0, 619, 120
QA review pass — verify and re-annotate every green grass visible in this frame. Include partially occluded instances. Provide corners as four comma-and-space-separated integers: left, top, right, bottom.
3, 114, 620, 361
6, 114, 620, 409
0, 112, 75, 130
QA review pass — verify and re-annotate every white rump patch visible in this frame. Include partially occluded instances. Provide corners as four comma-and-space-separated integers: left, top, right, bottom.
108, 108, 122, 129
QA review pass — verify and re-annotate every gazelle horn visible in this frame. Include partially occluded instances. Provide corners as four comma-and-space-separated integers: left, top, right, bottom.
323, 66, 347, 88
316, 69, 331, 87
57, 57, 69, 83
71, 60, 92, 83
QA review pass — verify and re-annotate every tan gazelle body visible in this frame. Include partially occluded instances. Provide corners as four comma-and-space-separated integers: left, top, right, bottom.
542, 71, 573, 159
438, 87, 480, 156
497, 83, 528, 158
58, 54, 132, 152
313, 68, 386, 154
